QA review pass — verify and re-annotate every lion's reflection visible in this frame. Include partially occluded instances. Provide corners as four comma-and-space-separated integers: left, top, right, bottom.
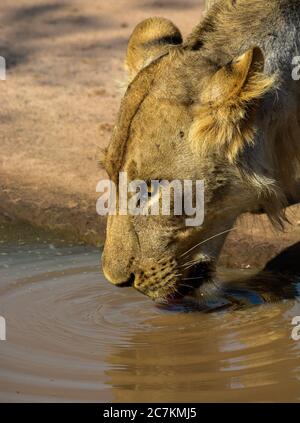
104, 243, 300, 402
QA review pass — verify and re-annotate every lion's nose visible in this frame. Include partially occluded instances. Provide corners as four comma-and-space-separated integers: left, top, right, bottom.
102, 252, 135, 287
115, 273, 135, 287
102, 266, 135, 287
101, 246, 134, 285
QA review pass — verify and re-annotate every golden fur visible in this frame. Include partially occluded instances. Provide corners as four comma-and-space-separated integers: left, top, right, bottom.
102, 1, 300, 301
190, 48, 276, 162
125, 17, 182, 81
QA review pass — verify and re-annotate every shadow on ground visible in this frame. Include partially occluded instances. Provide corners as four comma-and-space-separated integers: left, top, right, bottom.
1, 1, 118, 68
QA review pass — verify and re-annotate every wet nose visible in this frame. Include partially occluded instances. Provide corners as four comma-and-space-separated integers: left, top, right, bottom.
102, 264, 135, 288
102, 251, 135, 287
101, 248, 133, 284
115, 273, 135, 288
102, 214, 139, 286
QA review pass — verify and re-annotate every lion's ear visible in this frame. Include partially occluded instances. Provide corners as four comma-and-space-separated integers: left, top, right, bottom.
125, 17, 182, 80
191, 47, 275, 162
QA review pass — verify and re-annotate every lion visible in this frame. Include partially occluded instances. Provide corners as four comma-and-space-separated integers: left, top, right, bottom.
101, 0, 300, 303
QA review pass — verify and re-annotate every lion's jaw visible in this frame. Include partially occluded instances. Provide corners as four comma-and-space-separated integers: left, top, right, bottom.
102, 199, 243, 302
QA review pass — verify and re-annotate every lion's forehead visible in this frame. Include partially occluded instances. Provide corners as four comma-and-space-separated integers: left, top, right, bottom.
104, 50, 213, 183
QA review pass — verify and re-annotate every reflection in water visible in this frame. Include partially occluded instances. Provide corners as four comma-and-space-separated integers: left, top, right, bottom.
0, 232, 300, 402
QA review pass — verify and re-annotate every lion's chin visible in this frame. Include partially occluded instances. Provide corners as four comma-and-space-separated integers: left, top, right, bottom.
151, 264, 214, 305
153, 290, 184, 305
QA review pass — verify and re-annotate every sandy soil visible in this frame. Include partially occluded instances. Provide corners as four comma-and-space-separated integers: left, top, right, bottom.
1, 0, 300, 267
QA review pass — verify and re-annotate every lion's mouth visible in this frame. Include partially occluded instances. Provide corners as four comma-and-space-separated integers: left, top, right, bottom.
155, 261, 214, 304
115, 260, 215, 304
178, 261, 213, 295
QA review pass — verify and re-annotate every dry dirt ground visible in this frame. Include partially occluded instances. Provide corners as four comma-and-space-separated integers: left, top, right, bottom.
1, 0, 300, 268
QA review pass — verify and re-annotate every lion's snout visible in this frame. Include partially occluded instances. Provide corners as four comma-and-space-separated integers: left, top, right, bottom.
103, 249, 213, 302
131, 257, 179, 300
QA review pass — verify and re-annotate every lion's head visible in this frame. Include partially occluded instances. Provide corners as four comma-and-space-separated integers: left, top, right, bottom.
101, 15, 286, 303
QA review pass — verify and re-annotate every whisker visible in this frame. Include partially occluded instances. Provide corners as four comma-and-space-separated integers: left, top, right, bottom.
180, 259, 199, 268
183, 277, 204, 281
173, 286, 182, 296
183, 263, 199, 271
180, 283, 195, 289
181, 259, 198, 267
180, 228, 236, 258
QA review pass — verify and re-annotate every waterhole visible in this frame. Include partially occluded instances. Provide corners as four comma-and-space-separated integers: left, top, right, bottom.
0, 226, 300, 402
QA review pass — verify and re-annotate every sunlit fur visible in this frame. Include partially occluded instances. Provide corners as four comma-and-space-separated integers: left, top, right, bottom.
125, 17, 183, 83
102, 1, 300, 301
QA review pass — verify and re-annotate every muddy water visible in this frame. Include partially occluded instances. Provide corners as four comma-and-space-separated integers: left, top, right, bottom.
0, 231, 300, 402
